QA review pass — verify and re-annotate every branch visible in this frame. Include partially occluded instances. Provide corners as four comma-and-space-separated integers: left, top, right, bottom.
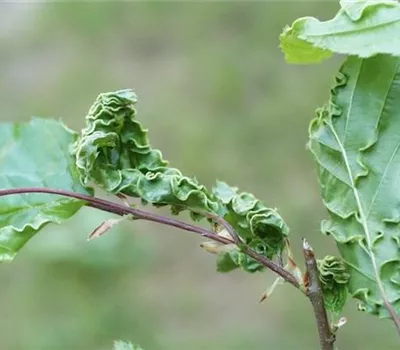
202, 211, 300, 290
0, 187, 300, 289
302, 238, 335, 350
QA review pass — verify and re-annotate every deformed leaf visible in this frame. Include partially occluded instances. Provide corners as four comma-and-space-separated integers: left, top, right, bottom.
309, 55, 400, 318
317, 256, 350, 315
212, 180, 289, 260
73, 90, 221, 221
0, 118, 92, 261
280, 0, 400, 63
73, 90, 289, 273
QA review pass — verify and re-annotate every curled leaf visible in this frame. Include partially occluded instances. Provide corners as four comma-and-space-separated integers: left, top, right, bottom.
212, 180, 289, 259
317, 256, 350, 314
73, 89, 221, 221
74, 90, 290, 273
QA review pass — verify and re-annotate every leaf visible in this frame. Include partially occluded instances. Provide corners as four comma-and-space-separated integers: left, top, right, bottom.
73, 90, 289, 272
317, 256, 350, 315
113, 340, 143, 350
212, 180, 289, 260
73, 89, 221, 221
280, 0, 400, 64
309, 55, 400, 318
0, 118, 92, 261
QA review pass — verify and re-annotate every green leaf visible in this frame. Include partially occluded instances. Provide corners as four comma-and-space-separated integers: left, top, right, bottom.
280, 0, 400, 64
0, 118, 92, 261
74, 90, 289, 272
216, 250, 240, 273
113, 340, 143, 350
212, 180, 289, 260
309, 55, 400, 318
317, 256, 350, 315
73, 89, 221, 221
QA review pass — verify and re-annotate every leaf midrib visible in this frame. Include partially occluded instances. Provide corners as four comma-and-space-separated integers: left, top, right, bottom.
327, 122, 390, 308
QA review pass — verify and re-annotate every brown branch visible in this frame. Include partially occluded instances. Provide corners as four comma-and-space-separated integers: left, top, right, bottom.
0, 187, 300, 289
302, 238, 335, 350
0, 187, 231, 245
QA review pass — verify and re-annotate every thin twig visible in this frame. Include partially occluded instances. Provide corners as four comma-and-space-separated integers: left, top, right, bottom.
0, 187, 300, 289
302, 238, 335, 350
0, 188, 231, 245
200, 210, 242, 245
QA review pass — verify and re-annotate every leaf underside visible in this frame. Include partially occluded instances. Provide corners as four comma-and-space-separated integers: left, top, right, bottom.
280, 0, 400, 63
73, 90, 289, 272
0, 118, 92, 261
309, 54, 400, 317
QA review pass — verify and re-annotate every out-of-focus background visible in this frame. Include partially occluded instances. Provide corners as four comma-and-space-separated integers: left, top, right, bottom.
0, 2, 398, 350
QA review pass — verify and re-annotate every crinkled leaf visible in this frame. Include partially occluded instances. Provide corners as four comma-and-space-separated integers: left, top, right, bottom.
280, 0, 400, 64
309, 55, 400, 317
213, 180, 289, 260
0, 118, 92, 261
318, 256, 350, 315
113, 340, 142, 350
73, 89, 221, 221
74, 90, 289, 272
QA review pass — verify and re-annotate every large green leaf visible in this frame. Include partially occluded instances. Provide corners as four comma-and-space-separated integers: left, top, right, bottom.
280, 0, 400, 64
73, 90, 289, 271
0, 118, 92, 261
309, 55, 400, 317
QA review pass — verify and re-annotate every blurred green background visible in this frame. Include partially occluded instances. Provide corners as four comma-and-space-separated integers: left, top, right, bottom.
0, 2, 398, 350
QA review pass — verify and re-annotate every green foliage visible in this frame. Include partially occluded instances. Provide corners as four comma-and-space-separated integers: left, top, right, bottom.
281, 0, 400, 321
0, 118, 92, 261
280, 0, 400, 63
212, 180, 289, 272
73, 90, 289, 271
73, 89, 220, 221
317, 256, 350, 315
113, 340, 143, 350
309, 55, 400, 317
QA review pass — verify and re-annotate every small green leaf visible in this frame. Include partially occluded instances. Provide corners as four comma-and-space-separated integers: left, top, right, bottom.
113, 340, 143, 350
318, 256, 350, 315
212, 180, 289, 260
216, 250, 240, 273
280, 0, 400, 63
0, 118, 92, 261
